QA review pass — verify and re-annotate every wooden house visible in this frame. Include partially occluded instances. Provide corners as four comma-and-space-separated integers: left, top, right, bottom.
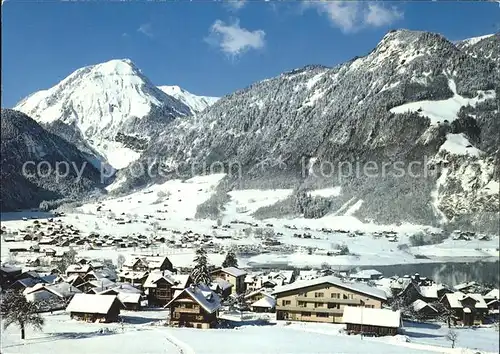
66, 294, 122, 322
343, 306, 401, 336
442, 292, 488, 326
143, 271, 190, 306
166, 284, 221, 329
411, 299, 439, 319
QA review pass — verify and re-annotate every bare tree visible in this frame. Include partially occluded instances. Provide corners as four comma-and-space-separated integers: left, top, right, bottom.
117, 254, 126, 269
446, 329, 458, 348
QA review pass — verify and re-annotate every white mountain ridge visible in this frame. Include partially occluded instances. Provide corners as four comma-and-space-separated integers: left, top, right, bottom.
14, 59, 217, 170
158, 85, 219, 115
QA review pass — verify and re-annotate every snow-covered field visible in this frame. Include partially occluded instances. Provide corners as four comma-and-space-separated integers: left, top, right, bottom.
1, 311, 498, 354
1, 174, 498, 270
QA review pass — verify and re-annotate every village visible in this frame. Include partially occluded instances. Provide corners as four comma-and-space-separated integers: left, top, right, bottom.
1, 213, 499, 354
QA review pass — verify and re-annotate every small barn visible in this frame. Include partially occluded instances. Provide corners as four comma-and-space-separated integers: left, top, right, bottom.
66, 294, 122, 323
250, 294, 276, 313
343, 307, 401, 336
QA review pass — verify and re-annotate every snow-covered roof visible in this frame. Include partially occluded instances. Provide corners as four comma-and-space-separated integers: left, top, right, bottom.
117, 292, 141, 304
145, 256, 171, 269
412, 299, 438, 313
88, 278, 116, 290
166, 284, 221, 313
418, 285, 440, 299
445, 292, 488, 309
453, 281, 477, 291
66, 264, 92, 274
211, 278, 232, 291
484, 289, 499, 300
342, 306, 401, 328
24, 282, 81, 298
349, 269, 382, 279
143, 271, 176, 288
252, 295, 276, 308
272, 276, 387, 301
66, 294, 119, 314
219, 267, 247, 277
123, 257, 148, 268
118, 270, 148, 280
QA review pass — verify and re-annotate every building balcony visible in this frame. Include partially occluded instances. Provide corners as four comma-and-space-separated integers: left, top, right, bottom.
296, 296, 361, 305
276, 305, 344, 315
174, 307, 200, 314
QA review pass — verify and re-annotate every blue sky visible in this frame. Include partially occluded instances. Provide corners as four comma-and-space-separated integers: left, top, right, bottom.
2, 0, 499, 107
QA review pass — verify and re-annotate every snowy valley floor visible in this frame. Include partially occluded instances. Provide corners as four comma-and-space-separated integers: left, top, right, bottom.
1, 310, 498, 354
1, 174, 498, 272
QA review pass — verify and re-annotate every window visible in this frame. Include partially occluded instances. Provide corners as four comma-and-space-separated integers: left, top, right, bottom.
314, 302, 324, 308
301, 312, 311, 317
298, 301, 307, 307
331, 293, 340, 299
314, 292, 324, 298
343, 294, 353, 300
282, 300, 291, 306
328, 303, 340, 309
174, 312, 180, 319
317, 312, 329, 318
365, 305, 374, 308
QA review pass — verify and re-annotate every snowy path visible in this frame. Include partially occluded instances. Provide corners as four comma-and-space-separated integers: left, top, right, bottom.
163, 330, 196, 354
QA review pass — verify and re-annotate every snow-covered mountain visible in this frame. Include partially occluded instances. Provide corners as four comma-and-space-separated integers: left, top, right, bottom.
14, 59, 192, 170
121, 29, 499, 232
455, 33, 495, 49
1, 109, 104, 212
158, 85, 219, 115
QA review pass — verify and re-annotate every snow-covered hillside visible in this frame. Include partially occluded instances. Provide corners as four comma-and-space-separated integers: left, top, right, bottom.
158, 85, 219, 115
14, 59, 191, 170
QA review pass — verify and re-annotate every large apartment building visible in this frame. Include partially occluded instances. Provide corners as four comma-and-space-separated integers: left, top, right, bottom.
272, 276, 387, 323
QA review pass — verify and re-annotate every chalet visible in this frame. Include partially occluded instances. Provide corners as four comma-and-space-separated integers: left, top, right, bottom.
398, 282, 451, 305
79, 278, 116, 293
244, 289, 272, 304
166, 284, 221, 329
210, 279, 233, 299
343, 306, 401, 336
66, 264, 93, 277
483, 288, 499, 303
272, 276, 387, 323
145, 256, 173, 271
442, 292, 488, 326
24, 282, 81, 309
8, 277, 44, 292
143, 271, 190, 306
453, 282, 482, 294
99, 284, 143, 311
65, 274, 86, 288
210, 267, 247, 295
66, 294, 122, 322
251, 294, 276, 313
411, 299, 439, 319
122, 257, 149, 272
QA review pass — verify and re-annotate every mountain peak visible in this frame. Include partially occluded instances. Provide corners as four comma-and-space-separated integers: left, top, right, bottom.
14, 59, 191, 170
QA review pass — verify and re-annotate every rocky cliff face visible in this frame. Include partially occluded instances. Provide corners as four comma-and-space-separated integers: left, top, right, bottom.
1, 109, 104, 211
120, 30, 498, 231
